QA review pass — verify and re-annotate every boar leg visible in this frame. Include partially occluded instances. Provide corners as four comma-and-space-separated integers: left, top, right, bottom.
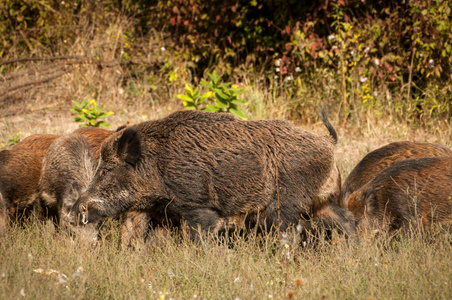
120, 211, 151, 248
182, 208, 223, 242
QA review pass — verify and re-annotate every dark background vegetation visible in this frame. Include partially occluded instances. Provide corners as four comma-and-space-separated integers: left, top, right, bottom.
1, 0, 451, 126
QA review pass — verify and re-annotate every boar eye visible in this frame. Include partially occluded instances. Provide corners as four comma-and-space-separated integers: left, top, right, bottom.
101, 169, 108, 176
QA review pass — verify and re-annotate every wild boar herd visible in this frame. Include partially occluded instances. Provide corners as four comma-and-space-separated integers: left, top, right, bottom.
1, 110, 451, 245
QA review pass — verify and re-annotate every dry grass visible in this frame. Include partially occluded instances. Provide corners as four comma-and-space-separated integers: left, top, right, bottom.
1, 219, 451, 299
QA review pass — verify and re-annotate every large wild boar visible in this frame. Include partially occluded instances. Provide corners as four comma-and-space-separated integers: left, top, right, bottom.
341, 141, 452, 209
0, 134, 59, 234
69, 110, 356, 240
348, 157, 452, 232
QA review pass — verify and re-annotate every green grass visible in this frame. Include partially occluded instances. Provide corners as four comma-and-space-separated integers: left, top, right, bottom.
1, 219, 451, 299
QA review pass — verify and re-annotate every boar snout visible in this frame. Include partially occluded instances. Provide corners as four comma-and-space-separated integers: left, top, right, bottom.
68, 195, 104, 226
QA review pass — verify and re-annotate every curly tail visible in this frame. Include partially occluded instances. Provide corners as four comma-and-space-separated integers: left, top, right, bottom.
320, 109, 338, 145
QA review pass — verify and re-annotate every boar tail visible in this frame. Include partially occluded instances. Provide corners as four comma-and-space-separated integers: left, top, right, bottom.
320, 109, 338, 145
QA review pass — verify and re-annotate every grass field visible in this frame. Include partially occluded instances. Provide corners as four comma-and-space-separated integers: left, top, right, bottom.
1, 108, 451, 299
1, 214, 451, 299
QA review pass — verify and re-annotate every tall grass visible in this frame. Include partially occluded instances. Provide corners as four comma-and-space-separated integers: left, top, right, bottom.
1, 219, 451, 299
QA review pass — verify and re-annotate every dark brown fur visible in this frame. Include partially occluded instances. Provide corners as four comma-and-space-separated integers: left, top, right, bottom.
347, 157, 452, 231
70, 110, 356, 240
0, 134, 59, 232
341, 141, 452, 209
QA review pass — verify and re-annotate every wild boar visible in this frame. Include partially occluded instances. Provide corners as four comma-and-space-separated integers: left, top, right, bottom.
0, 134, 59, 230
37, 127, 114, 224
11, 134, 60, 151
341, 141, 452, 209
38, 127, 149, 245
37, 132, 100, 224
347, 157, 452, 231
69, 110, 356, 240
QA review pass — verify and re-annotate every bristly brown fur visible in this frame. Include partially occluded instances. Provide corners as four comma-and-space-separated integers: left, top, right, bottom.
341, 141, 452, 209
0, 134, 59, 230
70, 110, 356, 240
348, 157, 452, 231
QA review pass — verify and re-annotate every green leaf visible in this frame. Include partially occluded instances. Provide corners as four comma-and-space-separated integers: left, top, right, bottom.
198, 91, 213, 105
184, 100, 196, 109
95, 121, 112, 128
231, 99, 248, 106
177, 94, 194, 102
214, 89, 229, 101
208, 71, 221, 85
71, 100, 83, 108
229, 108, 247, 120
214, 97, 229, 108
98, 111, 114, 118
200, 80, 213, 89
184, 83, 194, 94
70, 108, 82, 114
202, 105, 221, 112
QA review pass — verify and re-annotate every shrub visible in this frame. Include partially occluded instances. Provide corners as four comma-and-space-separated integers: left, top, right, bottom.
178, 71, 248, 119
71, 98, 113, 128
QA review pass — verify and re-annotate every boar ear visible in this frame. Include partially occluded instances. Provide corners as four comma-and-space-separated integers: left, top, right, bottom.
116, 127, 141, 165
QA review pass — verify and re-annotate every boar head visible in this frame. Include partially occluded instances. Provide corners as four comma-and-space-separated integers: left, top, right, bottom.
69, 126, 166, 226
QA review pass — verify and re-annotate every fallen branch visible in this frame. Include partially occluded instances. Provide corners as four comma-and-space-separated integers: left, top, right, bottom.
0, 69, 71, 103
0, 56, 96, 66
1, 64, 66, 83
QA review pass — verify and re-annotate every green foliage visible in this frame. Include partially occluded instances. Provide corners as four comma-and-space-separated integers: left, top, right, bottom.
71, 98, 113, 128
7, 132, 21, 147
178, 72, 248, 119
0, 0, 79, 57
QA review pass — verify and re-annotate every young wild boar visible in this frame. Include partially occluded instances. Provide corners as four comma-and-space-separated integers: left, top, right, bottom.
0, 134, 59, 232
38, 127, 150, 246
347, 157, 452, 231
12, 134, 60, 151
37, 127, 113, 225
69, 110, 356, 241
341, 141, 452, 209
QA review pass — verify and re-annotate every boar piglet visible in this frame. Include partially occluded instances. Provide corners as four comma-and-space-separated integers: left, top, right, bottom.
39, 127, 150, 246
0, 134, 59, 233
341, 141, 452, 210
70, 110, 356, 241
37, 127, 114, 223
348, 157, 452, 232
37, 132, 101, 225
